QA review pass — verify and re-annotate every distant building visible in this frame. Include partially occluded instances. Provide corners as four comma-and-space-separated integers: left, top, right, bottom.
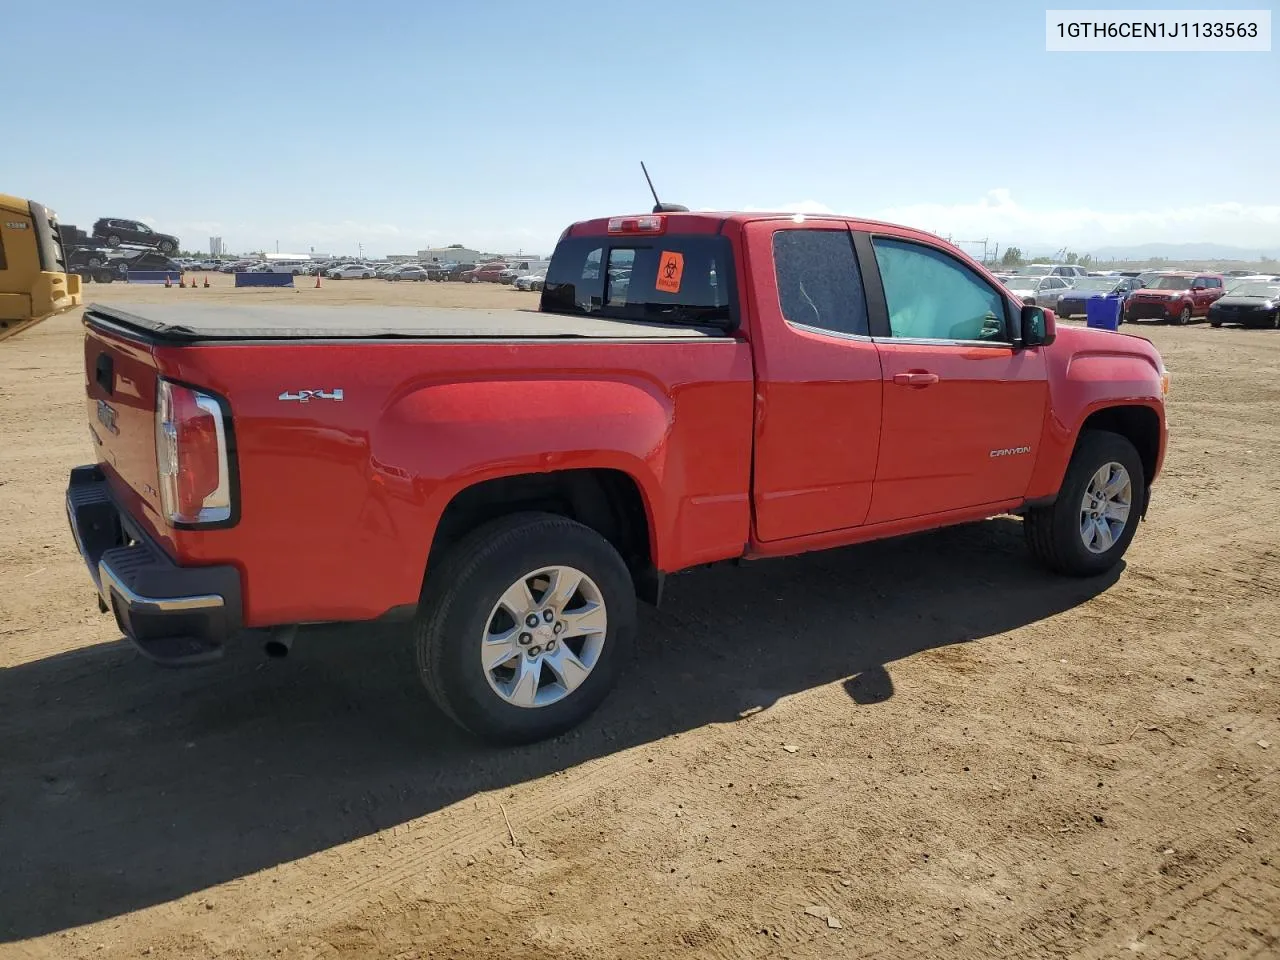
209, 236, 224, 256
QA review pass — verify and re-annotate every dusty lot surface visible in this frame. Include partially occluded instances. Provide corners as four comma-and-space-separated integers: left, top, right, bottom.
1, 282, 1277, 960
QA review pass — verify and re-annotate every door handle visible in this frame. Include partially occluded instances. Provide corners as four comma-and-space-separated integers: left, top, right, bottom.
893, 371, 939, 387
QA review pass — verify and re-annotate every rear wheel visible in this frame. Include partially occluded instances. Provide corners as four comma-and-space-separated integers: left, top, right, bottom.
1024, 430, 1145, 577
1173, 305, 1191, 326
158, 239, 176, 254
415, 513, 635, 744
106, 234, 121, 247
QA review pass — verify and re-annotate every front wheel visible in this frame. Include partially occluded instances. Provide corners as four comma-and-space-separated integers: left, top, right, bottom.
415, 513, 636, 744
1024, 430, 1146, 577
1173, 306, 1191, 326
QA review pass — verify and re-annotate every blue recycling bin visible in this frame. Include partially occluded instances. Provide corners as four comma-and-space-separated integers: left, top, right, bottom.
1085, 294, 1123, 331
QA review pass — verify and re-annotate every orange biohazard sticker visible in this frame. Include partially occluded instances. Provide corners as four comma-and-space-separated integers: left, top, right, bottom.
655, 251, 684, 294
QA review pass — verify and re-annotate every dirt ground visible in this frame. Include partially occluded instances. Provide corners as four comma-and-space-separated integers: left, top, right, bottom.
1, 279, 1277, 960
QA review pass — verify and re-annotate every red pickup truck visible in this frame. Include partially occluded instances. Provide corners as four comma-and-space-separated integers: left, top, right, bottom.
67, 211, 1169, 743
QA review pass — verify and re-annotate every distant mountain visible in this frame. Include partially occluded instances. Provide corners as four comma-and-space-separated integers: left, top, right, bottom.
1087, 242, 1278, 261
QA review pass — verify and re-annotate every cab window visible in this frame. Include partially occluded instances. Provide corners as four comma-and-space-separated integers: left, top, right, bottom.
542, 234, 735, 330
872, 237, 1008, 343
772, 229, 869, 337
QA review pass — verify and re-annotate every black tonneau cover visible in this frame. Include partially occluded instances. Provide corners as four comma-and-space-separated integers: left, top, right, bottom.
84, 303, 721, 342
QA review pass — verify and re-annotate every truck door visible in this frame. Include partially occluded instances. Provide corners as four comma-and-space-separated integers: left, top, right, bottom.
856, 233, 1049, 524
745, 221, 884, 541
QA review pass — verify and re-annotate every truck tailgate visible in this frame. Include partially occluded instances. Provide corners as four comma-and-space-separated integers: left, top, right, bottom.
84, 321, 165, 540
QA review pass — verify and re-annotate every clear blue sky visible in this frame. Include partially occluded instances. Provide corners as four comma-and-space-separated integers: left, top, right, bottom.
6, 1, 1277, 256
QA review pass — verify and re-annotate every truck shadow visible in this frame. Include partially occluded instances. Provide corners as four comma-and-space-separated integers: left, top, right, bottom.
0, 518, 1119, 941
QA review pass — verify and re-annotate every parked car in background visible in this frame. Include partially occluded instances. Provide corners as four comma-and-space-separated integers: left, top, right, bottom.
326, 263, 376, 279
92, 218, 180, 254
462, 261, 509, 283
1016, 263, 1088, 278
1124, 273, 1226, 324
1055, 276, 1145, 321
499, 260, 551, 285
1208, 279, 1280, 329
422, 263, 452, 281
387, 265, 429, 281
445, 262, 477, 281
219, 259, 259, 273
1226, 274, 1280, 287
1003, 274, 1075, 312
252, 260, 312, 275
514, 271, 547, 292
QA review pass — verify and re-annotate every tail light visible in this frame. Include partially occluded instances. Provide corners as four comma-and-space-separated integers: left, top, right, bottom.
607, 215, 665, 235
155, 379, 233, 525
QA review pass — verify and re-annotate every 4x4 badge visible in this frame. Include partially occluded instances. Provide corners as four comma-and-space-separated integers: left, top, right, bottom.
279, 389, 343, 403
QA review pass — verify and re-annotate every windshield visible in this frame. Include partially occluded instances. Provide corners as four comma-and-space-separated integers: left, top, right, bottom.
1070, 278, 1122, 293
541, 233, 736, 330
1146, 275, 1193, 290
1227, 281, 1280, 298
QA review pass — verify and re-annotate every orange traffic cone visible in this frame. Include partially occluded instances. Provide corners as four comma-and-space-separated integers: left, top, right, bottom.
164, 275, 172, 288
314, 272, 322, 288
179, 275, 186, 288
203, 275, 210, 288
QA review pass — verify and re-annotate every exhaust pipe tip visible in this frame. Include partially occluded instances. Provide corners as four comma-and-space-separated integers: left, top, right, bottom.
264, 626, 296, 659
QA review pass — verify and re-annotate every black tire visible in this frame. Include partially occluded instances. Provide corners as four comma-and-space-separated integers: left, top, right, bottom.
106, 234, 121, 247
415, 512, 636, 744
88, 256, 102, 267
1210, 319, 1223, 328
1024, 430, 1146, 577
1173, 305, 1191, 326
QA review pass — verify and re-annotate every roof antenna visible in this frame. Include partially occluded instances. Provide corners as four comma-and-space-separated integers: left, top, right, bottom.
641, 162, 689, 214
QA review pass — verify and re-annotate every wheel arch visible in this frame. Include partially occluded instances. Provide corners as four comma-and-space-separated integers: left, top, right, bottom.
1077, 404, 1162, 495
425, 468, 662, 604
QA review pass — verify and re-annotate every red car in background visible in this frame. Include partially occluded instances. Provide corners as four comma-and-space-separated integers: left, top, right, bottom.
461, 260, 508, 283
1125, 272, 1226, 324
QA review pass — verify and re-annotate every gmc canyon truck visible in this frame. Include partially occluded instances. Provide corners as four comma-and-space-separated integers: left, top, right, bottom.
67, 211, 1169, 744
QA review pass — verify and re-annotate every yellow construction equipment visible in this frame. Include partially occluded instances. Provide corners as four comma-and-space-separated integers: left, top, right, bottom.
1, 193, 82, 341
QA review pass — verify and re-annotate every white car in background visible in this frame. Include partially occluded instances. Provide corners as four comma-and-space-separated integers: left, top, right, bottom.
325, 263, 375, 279
514, 271, 547, 292
1016, 263, 1088, 278
1003, 274, 1075, 312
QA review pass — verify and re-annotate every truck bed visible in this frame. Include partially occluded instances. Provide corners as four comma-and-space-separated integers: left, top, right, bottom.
84, 302, 723, 342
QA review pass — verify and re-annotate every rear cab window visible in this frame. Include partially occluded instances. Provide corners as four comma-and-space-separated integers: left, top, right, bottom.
771, 229, 868, 337
541, 233, 736, 331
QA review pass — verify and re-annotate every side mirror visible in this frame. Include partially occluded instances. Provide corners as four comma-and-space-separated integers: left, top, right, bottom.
1020, 304, 1056, 347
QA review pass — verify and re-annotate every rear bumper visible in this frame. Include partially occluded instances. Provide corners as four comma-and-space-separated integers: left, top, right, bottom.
66, 465, 242, 665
